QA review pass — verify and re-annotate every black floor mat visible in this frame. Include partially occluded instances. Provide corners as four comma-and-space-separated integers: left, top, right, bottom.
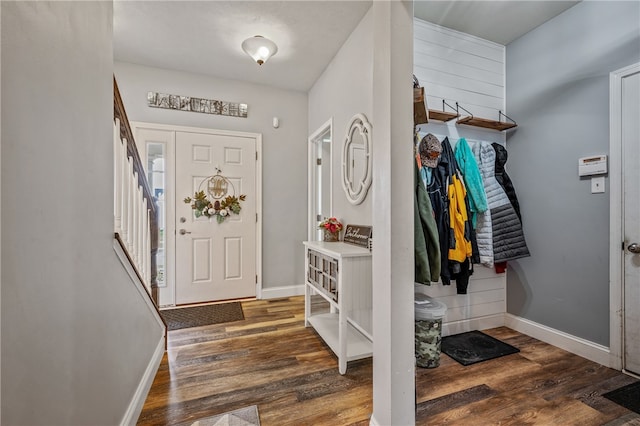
603, 381, 640, 414
160, 302, 244, 331
441, 330, 520, 366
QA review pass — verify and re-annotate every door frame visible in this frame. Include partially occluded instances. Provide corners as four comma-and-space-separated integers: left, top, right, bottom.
131, 121, 263, 304
609, 62, 640, 372
307, 118, 333, 241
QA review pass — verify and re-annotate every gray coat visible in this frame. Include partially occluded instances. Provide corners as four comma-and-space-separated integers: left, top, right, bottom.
473, 142, 530, 264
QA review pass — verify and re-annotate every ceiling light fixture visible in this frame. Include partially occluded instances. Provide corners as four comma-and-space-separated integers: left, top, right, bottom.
241, 35, 278, 66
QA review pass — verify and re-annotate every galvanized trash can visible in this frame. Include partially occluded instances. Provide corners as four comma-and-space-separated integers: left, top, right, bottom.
415, 293, 447, 368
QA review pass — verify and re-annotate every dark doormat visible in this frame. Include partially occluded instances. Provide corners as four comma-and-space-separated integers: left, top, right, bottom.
441, 330, 520, 366
603, 381, 640, 414
160, 302, 244, 331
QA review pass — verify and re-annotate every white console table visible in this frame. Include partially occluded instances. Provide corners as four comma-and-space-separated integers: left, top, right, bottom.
303, 241, 372, 374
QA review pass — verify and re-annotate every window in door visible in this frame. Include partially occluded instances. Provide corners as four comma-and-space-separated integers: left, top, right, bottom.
146, 143, 166, 288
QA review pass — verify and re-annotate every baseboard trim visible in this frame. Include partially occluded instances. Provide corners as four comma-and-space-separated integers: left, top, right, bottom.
120, 336, 165, 426
504, 313, 610, 367
442, 314, 505, 337
369, 415, 380, 426
260, 284, 305, 299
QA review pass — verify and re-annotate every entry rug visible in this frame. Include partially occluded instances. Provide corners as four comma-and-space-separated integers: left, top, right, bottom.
189, 405, 260, 426
161, 302, 244, 331
441, 330, 520, 366
603, 381, 640, 414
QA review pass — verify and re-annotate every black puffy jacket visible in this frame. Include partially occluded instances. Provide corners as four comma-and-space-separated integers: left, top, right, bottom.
492, 143, 522, 222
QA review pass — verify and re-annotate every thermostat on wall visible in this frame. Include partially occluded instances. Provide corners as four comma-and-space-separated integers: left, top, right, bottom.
578, 155, 607, 177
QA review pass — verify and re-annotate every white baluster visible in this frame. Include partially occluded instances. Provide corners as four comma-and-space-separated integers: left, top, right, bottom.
146, 209, 152, 288
128, 168, 137, 256
137, 184, 143, 270
142, 198, 148, 286
114, 120, 122, 233
122, 155, 132, 246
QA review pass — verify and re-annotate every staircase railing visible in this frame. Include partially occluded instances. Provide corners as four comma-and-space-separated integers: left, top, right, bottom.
113, 77, 159, 305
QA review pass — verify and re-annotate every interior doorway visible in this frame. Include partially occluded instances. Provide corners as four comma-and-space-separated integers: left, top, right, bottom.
308, 119, 333, 241
609, 62, 640, 376
133, 122, 262, 306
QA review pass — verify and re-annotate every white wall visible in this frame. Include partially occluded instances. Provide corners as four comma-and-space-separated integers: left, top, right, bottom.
114, 62, 308, 292
1, 2, 164, 424
413, 19, 508, 334
308, 8, 373, 228
370, 2, 416, 424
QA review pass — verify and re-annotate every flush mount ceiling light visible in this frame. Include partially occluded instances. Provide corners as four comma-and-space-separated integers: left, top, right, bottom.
241, 35, 278, 65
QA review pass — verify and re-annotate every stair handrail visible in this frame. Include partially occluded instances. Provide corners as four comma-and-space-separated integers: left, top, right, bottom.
113, 77, 159, 306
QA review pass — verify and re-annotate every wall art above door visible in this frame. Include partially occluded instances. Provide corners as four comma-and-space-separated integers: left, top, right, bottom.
147, 91, 248, 118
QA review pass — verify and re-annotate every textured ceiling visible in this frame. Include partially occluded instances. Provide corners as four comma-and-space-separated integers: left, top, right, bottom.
114, 1, 580, 92
114, 1, 372, 92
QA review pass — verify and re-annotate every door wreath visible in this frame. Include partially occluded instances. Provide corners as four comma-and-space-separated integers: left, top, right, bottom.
183, 169, 246, 224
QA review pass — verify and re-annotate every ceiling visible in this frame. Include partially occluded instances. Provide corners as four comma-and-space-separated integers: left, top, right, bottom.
113, 1, 372, 92
414, 1, 580, 46
113, 1, 580, 93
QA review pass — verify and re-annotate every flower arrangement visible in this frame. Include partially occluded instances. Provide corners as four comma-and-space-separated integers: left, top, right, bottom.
319, 217, 343, 235
184, 190, 246, 224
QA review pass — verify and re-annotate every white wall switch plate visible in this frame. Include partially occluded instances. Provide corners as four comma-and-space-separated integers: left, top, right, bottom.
591, 176, 605, 193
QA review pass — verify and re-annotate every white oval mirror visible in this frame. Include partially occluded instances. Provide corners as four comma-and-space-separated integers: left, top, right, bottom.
341, 113, 372, 205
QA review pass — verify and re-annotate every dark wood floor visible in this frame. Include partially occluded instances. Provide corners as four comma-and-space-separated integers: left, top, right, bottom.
138, 296, 640, 425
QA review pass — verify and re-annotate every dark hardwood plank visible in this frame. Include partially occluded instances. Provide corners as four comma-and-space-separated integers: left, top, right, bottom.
417, 384, 498, 417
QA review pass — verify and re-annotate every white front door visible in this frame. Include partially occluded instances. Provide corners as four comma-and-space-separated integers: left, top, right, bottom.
175, 131, 257, 304
622, 68, 640, 375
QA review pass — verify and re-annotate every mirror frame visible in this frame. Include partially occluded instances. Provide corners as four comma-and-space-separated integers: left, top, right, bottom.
341, 113, 372, 205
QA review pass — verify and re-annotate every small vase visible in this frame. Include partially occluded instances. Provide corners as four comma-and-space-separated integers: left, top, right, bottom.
323, 229, 339, 242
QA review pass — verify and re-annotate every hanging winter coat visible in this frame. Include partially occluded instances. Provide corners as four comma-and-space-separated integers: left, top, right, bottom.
454, 138, 488, 228
428, 137, 475, 292
426, 142, 452, 285
414, 161, 441, 284
492, 143, 522, 222
473, 142, 530, 264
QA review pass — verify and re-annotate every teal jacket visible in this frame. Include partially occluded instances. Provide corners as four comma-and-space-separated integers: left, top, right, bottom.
454, 138, 488, 227
415, 161, 441, 284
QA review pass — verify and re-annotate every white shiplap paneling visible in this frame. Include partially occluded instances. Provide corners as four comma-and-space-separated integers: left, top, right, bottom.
414, 18, 508, 332
414, 18, 506, 123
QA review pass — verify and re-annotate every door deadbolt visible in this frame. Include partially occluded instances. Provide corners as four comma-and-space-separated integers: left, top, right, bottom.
628, 243, 640, 254
180, 217, 186, 223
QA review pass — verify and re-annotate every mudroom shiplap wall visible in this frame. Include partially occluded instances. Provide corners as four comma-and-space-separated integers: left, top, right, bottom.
413, 18, 509, 335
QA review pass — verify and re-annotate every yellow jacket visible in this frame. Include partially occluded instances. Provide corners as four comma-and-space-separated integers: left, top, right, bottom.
448, 173, 472, 262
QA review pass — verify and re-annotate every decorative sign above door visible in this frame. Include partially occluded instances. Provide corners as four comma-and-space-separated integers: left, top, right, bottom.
147, 91, 248, 118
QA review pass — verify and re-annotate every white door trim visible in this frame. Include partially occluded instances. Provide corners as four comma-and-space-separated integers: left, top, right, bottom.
307, 118, 333, 241
609, 62, 640, 371
130, 121, 263, 302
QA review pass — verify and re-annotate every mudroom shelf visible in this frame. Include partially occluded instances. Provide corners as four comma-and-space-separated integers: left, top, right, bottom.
455, 103, 517, 131
428, 99, 459, 122
456, 115, 517, 131
428, 109, 459, 122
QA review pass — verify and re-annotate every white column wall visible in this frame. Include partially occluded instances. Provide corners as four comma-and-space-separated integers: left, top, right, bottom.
370, 2, 415, 425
